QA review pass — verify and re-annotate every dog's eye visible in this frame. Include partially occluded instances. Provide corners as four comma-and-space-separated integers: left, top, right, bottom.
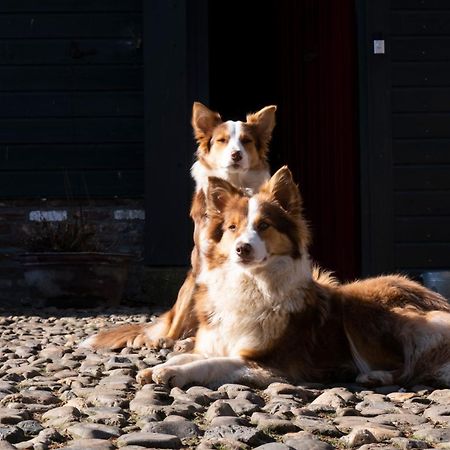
241, 137, 252, 144
257, 221, 270, 231
216, 138, 227, 143
228, 224, 237, 231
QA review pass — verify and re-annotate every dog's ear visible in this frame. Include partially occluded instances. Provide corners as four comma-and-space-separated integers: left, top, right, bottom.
192, 102, 222, 149
263, 166, 302, 216
206, 177, 241, 215
246, 105, 277, 151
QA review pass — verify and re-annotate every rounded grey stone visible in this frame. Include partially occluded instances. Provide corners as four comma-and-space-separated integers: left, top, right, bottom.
333, 416, 373, 432
163, 415, 189, 422
254, 444, 292, 450
22, 425, 64, 447
16, 420, 44, 436
62, 438, 116, 450
263, 397, 304, 415
20, 389, 61, 405
341, 428, 377, 447
141, 419, 200, 439
0, 408, 30, 425
87, 391, 129, 409
0, 425, 25, 443
357, 446, 398, 450
206, 400, 237, 421
41, 405, 81, 428
264, 383, 315, 401
355, 423, 401, 441
163, 401, 204, 418
116, 432, 182, 448
119, 447, 149, 450
186, 386, 225, 404
104, 356, 134, 371
198, 437, 249, 450
311, 388, 356, 407
0, 382, 17, 395
256, 417, 299, 434
210, 416, 246, 427
423, 404, 450, 425
66, 422, 122, 440
284, 439, 334, 450
413, 426, 450, 444
356, 400, 399, 417
136, 413, 165, 428
294, 416, 342, 437
390, 437, 429, 450
204, 425, 273, 446
427, 389, 450, 405
218, 384, 251, 398
335, 407, 360, 417
370, 412, 427, 426
99, 374, 135, 390
39, 346, 65, 361
227, 398, 261, 415
129, 398, 167, 416
84, 406, 128, 427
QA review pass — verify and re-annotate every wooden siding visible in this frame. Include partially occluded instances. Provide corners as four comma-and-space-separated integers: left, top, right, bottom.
390, 2, 450, 273
143, 0, 208, 266
0, 1, 144, 198
358, 0, 394, 276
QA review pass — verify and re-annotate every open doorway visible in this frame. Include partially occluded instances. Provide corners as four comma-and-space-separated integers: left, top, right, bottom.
208, 0, 359, 281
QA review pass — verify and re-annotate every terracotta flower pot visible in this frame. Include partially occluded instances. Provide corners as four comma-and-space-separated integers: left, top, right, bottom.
18, 252, 133, 307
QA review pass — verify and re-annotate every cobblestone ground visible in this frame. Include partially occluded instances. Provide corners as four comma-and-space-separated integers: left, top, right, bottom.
0, 306, 449, 450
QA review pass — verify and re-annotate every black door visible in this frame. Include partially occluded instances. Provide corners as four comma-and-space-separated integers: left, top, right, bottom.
359, 0, 450, 277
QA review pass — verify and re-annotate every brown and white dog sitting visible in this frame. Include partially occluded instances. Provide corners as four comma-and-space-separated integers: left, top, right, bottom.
81, 102, 277, 351
136, 166, 450, 389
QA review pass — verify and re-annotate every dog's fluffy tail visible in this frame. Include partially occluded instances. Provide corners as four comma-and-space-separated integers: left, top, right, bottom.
80, 316, 172, 350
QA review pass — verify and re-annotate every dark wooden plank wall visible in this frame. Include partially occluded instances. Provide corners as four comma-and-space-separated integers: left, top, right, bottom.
390, 0, 450, 274
358, 0, 393, 276
0, 0, 144, 198
143, 0, 208, 266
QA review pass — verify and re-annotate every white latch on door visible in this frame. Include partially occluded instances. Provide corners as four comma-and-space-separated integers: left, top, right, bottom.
373, 40, 385, 54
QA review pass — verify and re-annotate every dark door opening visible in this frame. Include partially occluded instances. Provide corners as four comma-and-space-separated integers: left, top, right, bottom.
208, 0, 359, 281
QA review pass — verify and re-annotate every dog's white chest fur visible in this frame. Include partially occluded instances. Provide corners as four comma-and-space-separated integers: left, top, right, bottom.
196, 258, 311, 357
191, 161, 269, 195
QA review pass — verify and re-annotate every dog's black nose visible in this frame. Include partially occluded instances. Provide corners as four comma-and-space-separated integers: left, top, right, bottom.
231, 151, 242, 162
236, 242, 252, 258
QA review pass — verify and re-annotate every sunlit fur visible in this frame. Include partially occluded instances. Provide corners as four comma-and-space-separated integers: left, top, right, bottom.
81, 103, 277, 351
191, 103, 276, 193
137, 167, 450, 389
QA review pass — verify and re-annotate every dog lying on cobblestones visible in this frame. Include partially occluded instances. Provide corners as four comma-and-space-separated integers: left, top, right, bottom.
136, 166, 450, 389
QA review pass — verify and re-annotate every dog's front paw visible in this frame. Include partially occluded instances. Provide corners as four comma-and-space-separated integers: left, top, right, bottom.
173, 337, 195, 353
130, 334, 174, 350
152, 366, 186, 388
136, 368, 154, 385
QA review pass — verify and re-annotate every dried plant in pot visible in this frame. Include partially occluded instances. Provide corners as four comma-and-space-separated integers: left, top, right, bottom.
18, 212, 133, 308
